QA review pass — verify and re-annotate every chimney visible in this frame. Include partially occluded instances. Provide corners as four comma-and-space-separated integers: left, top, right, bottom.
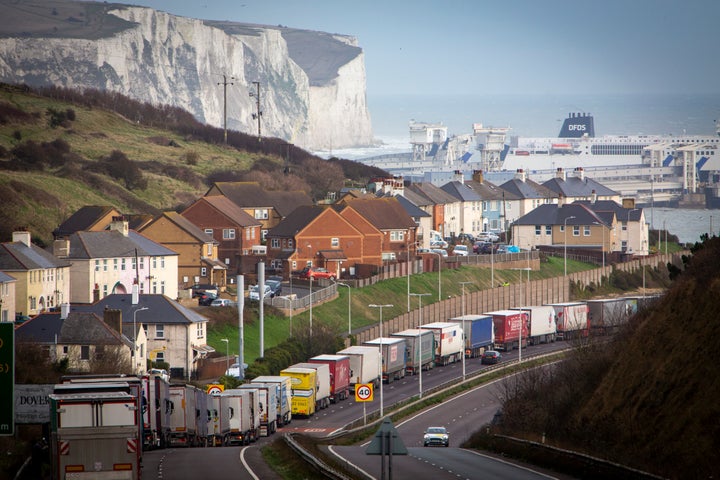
103, 308, 123, 335
574, 167, 585, 181
558, 193, 565, 206
453, 170, 464, 184
12, 230, 31, 247
53, 238, 70, 258
60, 303, 71, 320
556, 168, 566, 181
110, 216, 129, 236
515, 169, 527, 182
93, 284, 100, 303
472, 170, 484, 184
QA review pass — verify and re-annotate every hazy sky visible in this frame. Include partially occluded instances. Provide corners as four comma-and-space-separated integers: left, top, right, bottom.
127, 0, 719, 97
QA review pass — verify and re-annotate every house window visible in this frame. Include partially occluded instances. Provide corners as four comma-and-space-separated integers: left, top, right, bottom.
161, 281, 165, 294
331, 237, 339, 247
201, 267, 207, 277
288, 239, 294, 249
156, 325, 164, 339
206, 244, 213, 256
121, 258, 126, 270
95, 260, 100, 272
545, 225, 551, 235
62, 345, 68, 355
132, 257, 136, 270
390, 231, 404, 242
196, 322, 204, 339
152, 257, 157, 269
103, 284, 108, 296
535, 225, 541, 235
584, 225, 591, 236
156, 351, 164, 363
80, 345, 90, 360
114, 259, 118, 270
271, 238, 280, 249
204, 228, 213, 236
95, 345, 105, 360
161, 257, 165, 268
140, 258, 145, 270
254, 208, 269, 219
224, 258, 230, 264
622, 222, 628, 231
573, 226, 580, 236
291, 260, 297, 270
103, 259, 108, 271
223, 228, 236, 240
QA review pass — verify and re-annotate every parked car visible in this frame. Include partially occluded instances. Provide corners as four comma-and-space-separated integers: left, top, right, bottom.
476, 231, 499, 242
474, 241, 498, 255
249, 284, 272, 301
430, 248, 448, 257
481, 350, 502, 365
452, 245, 469, 256
210, 298, 235, 307
456, 233, 475, 244
298, 266, 336, 280
265, 278, 283, 297
191, 283, 218, 297
423, 426, 449, 447
198, 292, 217, 306
224, 362, 248, 379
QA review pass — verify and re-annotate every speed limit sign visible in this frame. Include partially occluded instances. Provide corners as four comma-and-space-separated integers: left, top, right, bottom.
355, 383, 373, 402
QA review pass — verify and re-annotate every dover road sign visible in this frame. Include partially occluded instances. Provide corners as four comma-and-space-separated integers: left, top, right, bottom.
355, 383, 373, 402
0, 323, 14, 436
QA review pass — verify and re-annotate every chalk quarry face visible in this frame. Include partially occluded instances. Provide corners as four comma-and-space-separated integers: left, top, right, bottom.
0, 2, 374, 151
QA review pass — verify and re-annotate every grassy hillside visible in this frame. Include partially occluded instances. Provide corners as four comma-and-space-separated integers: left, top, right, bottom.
0, 84, 385, 245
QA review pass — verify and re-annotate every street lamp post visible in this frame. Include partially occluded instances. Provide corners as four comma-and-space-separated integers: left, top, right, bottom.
593, 221, 606, 284
133, 306, 149, 373
511, 268, 531, 363
337, 282, 352, 335
409, 294, 429, 398
369, 303, 393, 418
220, 338, 229, 374
308, 275, 313, 337
564, 216, 576, 277
430, 251, 442, 302
458, 282, 472, 380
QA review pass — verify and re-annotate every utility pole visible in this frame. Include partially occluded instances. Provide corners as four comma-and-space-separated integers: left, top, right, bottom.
217, 74, 234, 144
250, 81, 262, 141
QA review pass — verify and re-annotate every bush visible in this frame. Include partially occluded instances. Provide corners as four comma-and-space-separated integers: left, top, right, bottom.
102, 150, 147, 190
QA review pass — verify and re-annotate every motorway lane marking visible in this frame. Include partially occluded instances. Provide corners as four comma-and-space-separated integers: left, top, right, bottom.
327, 445, 376, 480
239, 446, 260, 480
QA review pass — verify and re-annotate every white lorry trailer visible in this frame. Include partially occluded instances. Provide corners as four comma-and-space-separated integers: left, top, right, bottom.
337, 345, 381, 388
250, 375, 292, 426
419, 321, 464, 366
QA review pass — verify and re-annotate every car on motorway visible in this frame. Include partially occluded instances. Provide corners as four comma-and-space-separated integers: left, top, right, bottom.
298, 266, 336, 280
452, 244, 469, 256
423, 426, 449, 447
481, 350, 502, 364
210, 298, 235, 307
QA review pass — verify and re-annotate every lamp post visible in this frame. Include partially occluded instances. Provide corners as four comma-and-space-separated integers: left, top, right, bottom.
307, 244, 313, 338
430, 250, 442, 302
133, 306, 148, 373
593, 221, 606, 284
459, 282, 472, 380
511, 268, 531, 363
369, 303, 393, 418
642, 240, 647, 300
409, 294, 429, 398
564, 216, 576, 277
337, 282, 352, 335
220, 338, 229, 374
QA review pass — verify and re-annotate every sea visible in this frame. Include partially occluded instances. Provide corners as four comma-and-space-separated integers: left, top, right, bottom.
318, 92, 720, 244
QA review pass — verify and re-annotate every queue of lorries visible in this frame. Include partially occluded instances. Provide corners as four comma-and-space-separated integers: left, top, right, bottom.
46, 295, 647, 479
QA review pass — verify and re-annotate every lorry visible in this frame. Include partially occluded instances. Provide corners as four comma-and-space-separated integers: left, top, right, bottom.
291, 362, 331, 410
236, 383, 278, 436
510, 306, 557, 345
251, 375, 292, 426
337, 345, 381, 388
208, 393, 229, 446
219, 389, 259, 445
390, 328, 435, 374
168, 384, 200, 447
545, 302, 590, 340
419, 322, 464, 366
194, 386, 210, 447
585, 298, 633, 335
484, 310, 529, 351
280, 367, 318, 417
143, 371, 172, 449
448, 314, 495, 358
50, 381, 141, 480
308, 354, 351, 402
362, 337, 408, 383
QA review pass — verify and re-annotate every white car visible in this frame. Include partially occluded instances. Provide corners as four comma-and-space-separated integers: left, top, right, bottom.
210, 298, 235, 307
477, 231, 500, 242
249, 284, 272, 301
224, 362, 248, 379
423, 426, 449, 447
452, 245, 469, 256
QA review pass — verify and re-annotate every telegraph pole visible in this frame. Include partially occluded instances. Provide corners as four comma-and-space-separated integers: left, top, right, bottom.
250, 81, 262, 141
217, 74, 235, 144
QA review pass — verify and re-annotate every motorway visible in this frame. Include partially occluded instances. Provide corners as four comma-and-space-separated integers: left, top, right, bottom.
141, 342, 571, 479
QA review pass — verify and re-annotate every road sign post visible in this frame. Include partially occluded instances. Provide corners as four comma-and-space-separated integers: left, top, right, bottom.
355, 383, 373, 425
0, 323, 15, 436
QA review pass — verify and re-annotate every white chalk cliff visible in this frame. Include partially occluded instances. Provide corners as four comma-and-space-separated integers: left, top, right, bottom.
0, 2, 374, 151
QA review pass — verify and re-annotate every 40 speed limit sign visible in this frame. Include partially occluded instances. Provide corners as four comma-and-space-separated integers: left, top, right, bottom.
355, 383, 373, 402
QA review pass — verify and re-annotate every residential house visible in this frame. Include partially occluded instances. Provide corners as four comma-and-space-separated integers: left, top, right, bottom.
15, 306, 143, 374
140, 211, 227, 291
498, 169, 557, 227
338, 197, 418, 264
574, 198, 649, 254
0, 231, 71, 316
70, 294, 213, 380
440, 172, 484, 239
0, 271, 16, 322
204, 181, 313, 241
405, 182, 460, 241
180, 195, 262, 276
465, 170, 516, 234
541, 168, 621, 204
392, 195, 433, 249
52, 205, 154, 239
370, 178, 433, 252
266, 205, 365, 278
52, 216, 179, 304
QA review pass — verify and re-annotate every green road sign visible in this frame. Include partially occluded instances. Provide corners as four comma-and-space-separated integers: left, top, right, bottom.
0, 322, 14, 436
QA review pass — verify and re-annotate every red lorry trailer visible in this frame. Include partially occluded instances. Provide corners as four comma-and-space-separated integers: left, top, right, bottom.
484, 310, 529, 351
308, 354, 351, 402
546, 302, 590, 340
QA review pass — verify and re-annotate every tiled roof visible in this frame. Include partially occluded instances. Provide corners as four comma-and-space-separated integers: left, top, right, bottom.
542, 177, 618, 197
207, 182, 313, 217
53, 205, 119, 237
440, 181, 483, 202
465, 179, 515, 201
64, 230, 177, 259
499, 178, 556, 200
0, 241, 71, 271
15, 311, 127, 346
341, 197, 416, 230
394, 195, 430, 219
406, 183, 458, 204
158, 212, 218, 243
69, 294, 207, 326
267, 205, 327, 237
513, 203, 603, 226
197, 196, 262, 227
